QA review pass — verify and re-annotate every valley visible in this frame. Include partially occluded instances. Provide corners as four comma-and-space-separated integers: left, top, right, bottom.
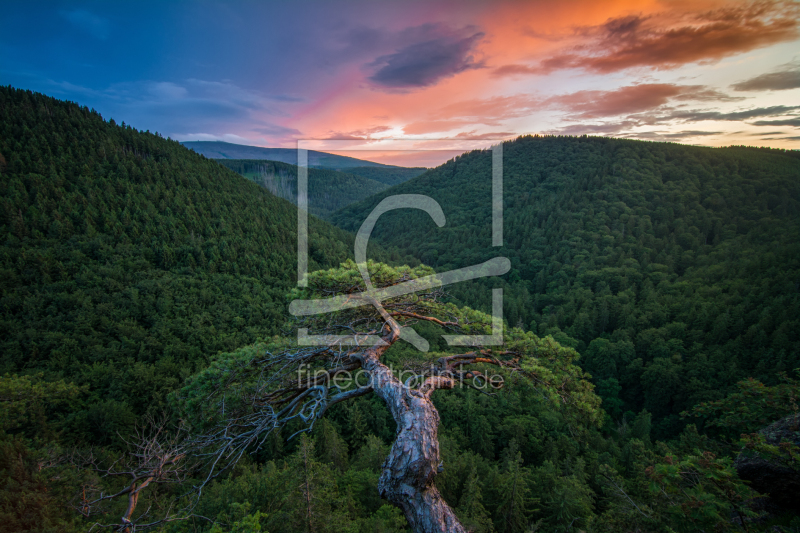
1, 87, 799, 533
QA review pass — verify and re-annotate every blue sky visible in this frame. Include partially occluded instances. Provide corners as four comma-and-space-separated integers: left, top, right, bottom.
3, 0, 799, 166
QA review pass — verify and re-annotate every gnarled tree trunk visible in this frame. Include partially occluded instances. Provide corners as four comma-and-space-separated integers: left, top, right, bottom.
362, 353, 466, 533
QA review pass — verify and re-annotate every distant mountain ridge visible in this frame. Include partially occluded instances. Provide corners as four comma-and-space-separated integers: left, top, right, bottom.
189, 141, 429, 216
182, 140, 393, 169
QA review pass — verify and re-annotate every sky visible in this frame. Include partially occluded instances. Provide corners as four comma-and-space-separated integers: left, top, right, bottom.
2, 0, 799, 166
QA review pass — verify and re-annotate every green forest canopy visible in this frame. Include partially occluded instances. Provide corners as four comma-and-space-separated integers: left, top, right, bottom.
0, 86, 409, 444
214, 160, 427, 218
215, 159, 389, 219
2, 87, 800, 533
332, 135, 800, 438
343, 165, 427, 186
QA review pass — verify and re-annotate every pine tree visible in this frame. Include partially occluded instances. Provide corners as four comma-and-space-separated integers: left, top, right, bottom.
285, 435, 351, 533
315, 418, 349, 473
494, 441, 535, 533
455, 465, 494, 533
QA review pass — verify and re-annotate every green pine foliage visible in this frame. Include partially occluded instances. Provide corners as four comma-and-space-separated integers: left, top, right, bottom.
172, 347, 780, 533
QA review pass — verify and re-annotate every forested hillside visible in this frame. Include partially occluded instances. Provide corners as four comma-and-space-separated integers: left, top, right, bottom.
332, 135, 800, 437
2, 90, 799, 533
213, 160, 427, 217
0, 86, 381, 440
344, 165, 427, 186
215, 159, 389, 218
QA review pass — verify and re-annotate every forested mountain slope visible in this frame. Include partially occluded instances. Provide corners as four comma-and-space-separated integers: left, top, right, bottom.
344, 165, 427, 186
215, 159, 389, 218
3, 89, 800, 533
0, 87, 386, 441
332, 135, 800, 437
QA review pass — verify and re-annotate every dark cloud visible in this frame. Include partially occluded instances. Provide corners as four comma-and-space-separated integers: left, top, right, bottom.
496, 2, 799, 76
672, 87, 745, 102
622, 130, 724, 140
252, 123, 302, 136
667, 105, 800, 122
545, 83, 740, 119
542, 97, 800, 140
732, 62, 800, 91
751, 118, 800, 127
323, 125, 391, 140
662, 130, 721, 137
409, 85, 796, 142
546, 122, 637, 136
453, 131, 516, 140
366, 24, 485, 89
491, 64, 540, 77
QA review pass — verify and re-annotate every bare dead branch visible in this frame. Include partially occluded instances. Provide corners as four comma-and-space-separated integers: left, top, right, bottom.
67, 414, 199, 532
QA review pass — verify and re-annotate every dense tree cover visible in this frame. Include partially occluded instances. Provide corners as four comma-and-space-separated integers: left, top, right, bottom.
2, 88, 800, 532
215, 159, 389, 218
343, 166, 427, 186
167, 327, 796, 532
213, 161, 426, 218
0, 86, 405, 440
3, 355, 798, 532
171, 259, 601, 532
332, 135, 800, 438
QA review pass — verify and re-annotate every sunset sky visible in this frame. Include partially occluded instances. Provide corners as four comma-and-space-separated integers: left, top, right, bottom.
2, 0, 799, 166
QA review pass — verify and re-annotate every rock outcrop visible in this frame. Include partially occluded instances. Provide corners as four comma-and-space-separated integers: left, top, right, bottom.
735, 414, 800, 512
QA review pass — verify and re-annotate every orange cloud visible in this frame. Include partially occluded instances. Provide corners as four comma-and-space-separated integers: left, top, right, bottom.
275, 0, 800, 159
493, 0, 799, 75
546, 83, 741, 118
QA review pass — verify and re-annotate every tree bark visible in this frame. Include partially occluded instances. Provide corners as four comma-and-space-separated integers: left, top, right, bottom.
362, 354, 467, 533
